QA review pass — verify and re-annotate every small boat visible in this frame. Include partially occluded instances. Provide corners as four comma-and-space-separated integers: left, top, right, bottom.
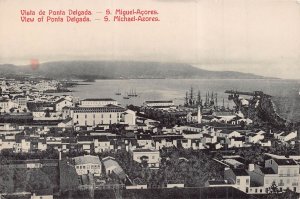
115, 89, 121, 95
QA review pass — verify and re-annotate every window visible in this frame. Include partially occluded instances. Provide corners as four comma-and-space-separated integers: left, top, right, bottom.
236, 179, 240, 185
246, 179, 249, 185
109, 114, 111, 118
76, 115, 78, 119
85, 114, 87, 119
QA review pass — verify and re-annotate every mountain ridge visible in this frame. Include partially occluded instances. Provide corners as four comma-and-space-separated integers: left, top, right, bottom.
0, 61, 274, 80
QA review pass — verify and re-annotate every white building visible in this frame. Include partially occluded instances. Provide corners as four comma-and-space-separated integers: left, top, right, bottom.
143, 100, 175, 110
122, 109, 136, 126
246, 133, 264, 144
0, 99, 17, 113
207, 157, 300, 195
217, 130, 241, 138
274, 131, 297, 142
131, 149, 160, 168
0, 136, 16, 151
69, 105, 135, 127
136, 134, 153, 149
226, 137, 246, 148
14, 137, 31, 153
73, 155, 102, 176
80, 98, 118, 107
224, 168, 250, 193
102, 156, 126, 180
94, 136, 111, 153
54, 98, 73, 112
249, 158, 300, 193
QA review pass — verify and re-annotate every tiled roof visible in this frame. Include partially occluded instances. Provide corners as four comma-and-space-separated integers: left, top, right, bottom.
74, 155, 101, 165
260, 168, 276, 174
145, 100, 173, 103
231, 168, 249, 176
273, 158, 297, 166
82, 98, 116, 101
71, 105, 125, 112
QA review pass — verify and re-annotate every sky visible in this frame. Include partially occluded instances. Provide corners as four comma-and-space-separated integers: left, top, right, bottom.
0, 0, 299, 79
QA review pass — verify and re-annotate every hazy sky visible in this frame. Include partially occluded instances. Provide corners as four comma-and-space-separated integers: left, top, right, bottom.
0, 0, 299, 79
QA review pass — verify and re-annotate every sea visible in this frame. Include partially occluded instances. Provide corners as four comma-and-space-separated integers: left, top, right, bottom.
59, 79, 300, 123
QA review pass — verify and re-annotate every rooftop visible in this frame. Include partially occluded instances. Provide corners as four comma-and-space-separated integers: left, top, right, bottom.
231, 168, 249, 176
145, 100, 173, 103
71, 105, 125, 112
82, 98, 116, 101
207, 180, 229, 185
133, 149, 159, 153
74, 155, 101, 165
260, 167, 276, 175
273, 158, 298, 166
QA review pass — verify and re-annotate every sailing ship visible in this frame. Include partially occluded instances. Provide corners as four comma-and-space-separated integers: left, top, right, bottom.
123, 92, 130, 99
115, 89, 121, 95
127, 89, 138, 97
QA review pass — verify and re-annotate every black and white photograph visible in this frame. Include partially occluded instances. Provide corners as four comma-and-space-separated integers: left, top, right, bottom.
0, 0, 299, 198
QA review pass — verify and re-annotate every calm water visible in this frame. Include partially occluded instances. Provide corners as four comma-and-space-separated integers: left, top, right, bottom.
61, 79, 300, 122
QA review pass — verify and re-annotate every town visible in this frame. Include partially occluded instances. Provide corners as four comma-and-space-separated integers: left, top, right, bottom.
0, 77, 299, 199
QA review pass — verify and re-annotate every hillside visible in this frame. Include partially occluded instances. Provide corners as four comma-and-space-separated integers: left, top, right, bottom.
0, 61, 267, 80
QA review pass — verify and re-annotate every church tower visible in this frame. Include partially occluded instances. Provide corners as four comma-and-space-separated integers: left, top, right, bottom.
197, 106, 202, 124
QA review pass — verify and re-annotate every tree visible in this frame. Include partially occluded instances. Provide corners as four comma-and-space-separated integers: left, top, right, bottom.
45, 108, 51, 117
240, 120, 246, 129
268, 181, 280, 195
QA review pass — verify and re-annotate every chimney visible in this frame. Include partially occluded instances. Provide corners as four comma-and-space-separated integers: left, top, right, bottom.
248, 164, 255, 171
197, 106, 202, 124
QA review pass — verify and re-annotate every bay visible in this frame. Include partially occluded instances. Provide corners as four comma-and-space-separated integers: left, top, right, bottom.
59, 79, 300, 122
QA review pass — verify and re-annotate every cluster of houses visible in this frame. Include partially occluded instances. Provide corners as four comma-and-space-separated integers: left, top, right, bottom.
0, 78, 63, 113
0, 96, 298, 158
0, 78, 299, 197
206, 154, 300, 194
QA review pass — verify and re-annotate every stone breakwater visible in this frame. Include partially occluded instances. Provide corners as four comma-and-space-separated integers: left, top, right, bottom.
227, 90, 294, 130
